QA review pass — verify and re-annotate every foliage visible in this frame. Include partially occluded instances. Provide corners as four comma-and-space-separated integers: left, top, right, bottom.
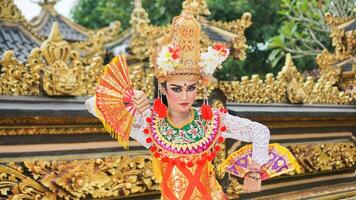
71, 0, 287, 80
208, 0, 283, 80
268, 0, 355, 72
71, 0, 183, 30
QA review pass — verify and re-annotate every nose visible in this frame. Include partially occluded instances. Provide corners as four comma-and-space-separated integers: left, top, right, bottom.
182, 90, 187, 101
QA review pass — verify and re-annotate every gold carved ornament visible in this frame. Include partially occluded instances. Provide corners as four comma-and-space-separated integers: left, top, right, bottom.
218, 53, 353, 104
0, 21, 104, 96
211, 12, 252, 60
0, 0, 43, 39
289, 142, 355, 173
0, 155, 160, 199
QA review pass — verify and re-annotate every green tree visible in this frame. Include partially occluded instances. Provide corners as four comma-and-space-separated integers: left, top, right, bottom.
208, 0, 283, 80
71, 0, 283, 80
71, 0, 183, 30
268, 0, 355, 72
71, 0, 133, 29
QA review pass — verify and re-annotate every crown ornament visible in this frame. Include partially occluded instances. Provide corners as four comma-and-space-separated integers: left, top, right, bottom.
152, 11, 229, 84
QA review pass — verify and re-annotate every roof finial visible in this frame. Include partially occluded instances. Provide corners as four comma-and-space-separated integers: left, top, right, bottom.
130, 0, 150, 30
182, 0, 210, 16
0, 0, 24, 22
48, 21, 62, 42
134, 0, 142, 8
32, 0, 59, 16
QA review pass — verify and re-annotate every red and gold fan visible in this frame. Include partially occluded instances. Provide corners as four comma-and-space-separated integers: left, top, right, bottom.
95, 55, 135, 148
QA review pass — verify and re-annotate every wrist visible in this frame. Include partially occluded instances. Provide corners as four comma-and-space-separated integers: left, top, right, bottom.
250, 160, 262, 169
245, 171, 261, 180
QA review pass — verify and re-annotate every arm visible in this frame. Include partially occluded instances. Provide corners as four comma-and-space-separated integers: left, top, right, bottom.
221, 112, 270, 166
221, 112, 270, 193
222, 113, 270, 193
85, 96, 152, 149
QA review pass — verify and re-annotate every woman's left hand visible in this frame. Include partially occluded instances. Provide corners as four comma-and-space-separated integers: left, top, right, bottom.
242, 174, 261, 193
242, 160, 262, 193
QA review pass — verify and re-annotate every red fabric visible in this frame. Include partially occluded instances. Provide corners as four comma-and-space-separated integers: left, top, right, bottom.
161, 158, 212, 200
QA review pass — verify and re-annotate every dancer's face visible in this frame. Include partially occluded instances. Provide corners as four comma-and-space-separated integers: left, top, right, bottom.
162, 79, 197, 114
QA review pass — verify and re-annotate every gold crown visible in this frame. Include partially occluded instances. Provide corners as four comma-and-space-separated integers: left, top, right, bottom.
153, 11, 202, 83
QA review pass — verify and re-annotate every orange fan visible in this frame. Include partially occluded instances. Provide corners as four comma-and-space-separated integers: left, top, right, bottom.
95, 55, 136, 148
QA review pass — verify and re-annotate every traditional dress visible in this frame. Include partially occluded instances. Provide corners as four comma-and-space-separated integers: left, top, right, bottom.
86, 99, 270, 200
86, 8, 299, 200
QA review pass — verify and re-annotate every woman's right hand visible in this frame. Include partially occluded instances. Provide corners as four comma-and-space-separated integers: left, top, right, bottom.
133, 90, 150, 113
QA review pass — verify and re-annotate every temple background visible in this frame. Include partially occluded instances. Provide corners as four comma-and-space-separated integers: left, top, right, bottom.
0, 0, 355, 199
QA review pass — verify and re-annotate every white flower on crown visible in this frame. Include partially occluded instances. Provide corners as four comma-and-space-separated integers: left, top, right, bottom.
157, 45, 180, 75
200, 43, 230, 75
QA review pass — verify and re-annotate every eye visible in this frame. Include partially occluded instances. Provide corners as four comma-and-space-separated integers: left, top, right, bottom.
170, 87, 182, 92
187, 86, 196, 91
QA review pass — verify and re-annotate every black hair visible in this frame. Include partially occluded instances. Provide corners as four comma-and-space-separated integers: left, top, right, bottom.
160, 81, 168, 106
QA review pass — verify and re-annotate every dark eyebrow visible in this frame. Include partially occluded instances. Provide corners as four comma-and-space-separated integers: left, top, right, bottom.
187, 83, 197, 87
169, 83, 197, 87
169, 84, 182, 87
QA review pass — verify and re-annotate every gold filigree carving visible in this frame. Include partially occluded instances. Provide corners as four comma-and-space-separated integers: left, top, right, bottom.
0, 164, 55, 199
226, 178, 242, 199
0, 126, 105, 136
0, 21, 104, 96
72, 21, 121, 63
41, 22, 84, 96
0, 116, 100, 126
131, 0, 150, 32
182, 0, 211, 16
97, 20, 121, 44
0, 0, 21, 22
130, 63, 155, 99
0, 50, 41, 96
288, 142, 355, 173
0, 155, 160, 199
325, 13, 354, 61
218, 54, 353, 104
323, 12, 355, 97
211, 12, 252, 60
0, 0, 43, 40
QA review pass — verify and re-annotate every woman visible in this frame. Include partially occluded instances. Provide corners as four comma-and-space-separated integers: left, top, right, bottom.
86, 11, 270, 200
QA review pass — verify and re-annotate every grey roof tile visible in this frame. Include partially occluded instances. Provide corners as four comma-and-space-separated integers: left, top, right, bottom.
202, 26, 228, 42
0, 25, 39, 63
37, 15, 88, 41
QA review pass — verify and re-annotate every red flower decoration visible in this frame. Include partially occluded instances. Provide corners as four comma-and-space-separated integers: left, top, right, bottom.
168, 46, 180, 60
153, 98, 167, 118
201, 103, 213, 120
213, 43, 228, 56
153, 98, 161, 112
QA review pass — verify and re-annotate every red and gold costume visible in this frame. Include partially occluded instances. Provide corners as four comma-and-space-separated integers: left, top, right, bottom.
85, 8, 300, 200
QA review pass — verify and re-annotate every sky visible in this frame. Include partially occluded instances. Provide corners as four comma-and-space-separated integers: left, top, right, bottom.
14, 0, 78, 20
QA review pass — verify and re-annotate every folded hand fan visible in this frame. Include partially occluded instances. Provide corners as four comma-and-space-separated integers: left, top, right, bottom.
95, 55, 135, 148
